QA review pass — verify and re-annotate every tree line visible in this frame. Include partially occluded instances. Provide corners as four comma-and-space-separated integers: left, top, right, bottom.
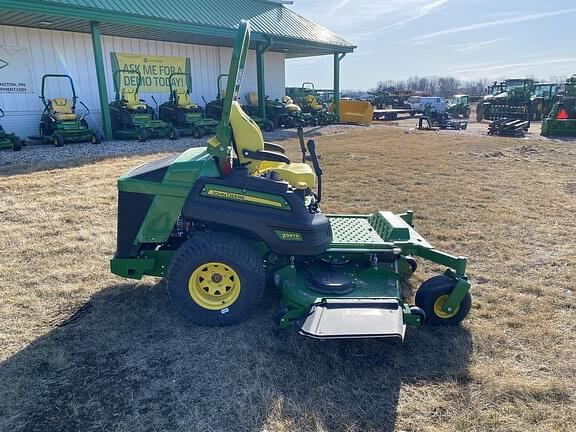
371, 76, 489, 98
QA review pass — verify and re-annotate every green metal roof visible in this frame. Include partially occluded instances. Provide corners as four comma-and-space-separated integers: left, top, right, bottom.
0, 0, 355, 57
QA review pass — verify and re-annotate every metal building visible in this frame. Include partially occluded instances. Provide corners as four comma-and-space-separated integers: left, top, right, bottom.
0, 0, 355, 139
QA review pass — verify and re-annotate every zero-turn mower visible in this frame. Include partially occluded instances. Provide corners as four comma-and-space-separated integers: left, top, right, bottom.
110, 21, 473, 341
28, 74, 102, 147
109, 70, 176, 142
158, 72, 218, 139
0, 108, 23, 151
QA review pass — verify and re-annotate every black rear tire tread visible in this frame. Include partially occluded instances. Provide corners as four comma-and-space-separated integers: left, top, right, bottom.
166, 232, 265, 326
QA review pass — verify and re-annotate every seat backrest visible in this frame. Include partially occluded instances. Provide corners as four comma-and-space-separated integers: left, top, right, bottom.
50, 98, 73, 114
122, 88, 139, 105
230, 101, 264, 173
175, 89, 193, 107
246, 92, 258, 106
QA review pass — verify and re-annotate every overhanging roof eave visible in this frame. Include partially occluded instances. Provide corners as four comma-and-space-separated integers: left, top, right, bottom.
0, 0, 355, 56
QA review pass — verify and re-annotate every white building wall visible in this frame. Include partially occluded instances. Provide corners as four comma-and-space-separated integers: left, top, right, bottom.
0, 24, 286, 138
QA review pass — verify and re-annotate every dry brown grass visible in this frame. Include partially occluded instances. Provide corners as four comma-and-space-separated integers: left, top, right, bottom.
1, 127, 575, 432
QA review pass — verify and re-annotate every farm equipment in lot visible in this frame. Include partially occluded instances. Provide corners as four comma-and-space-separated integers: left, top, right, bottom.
29, 74, 102, 147
476, 81, 506, 122
109, 70, 176, 142
418, 105, 467, 130
286, 82, 338, 126
447, 95, 471, 118
158, 72, 218, 139
531, 83, 559, 121
0, 108, 23, 151
110, 20, 473, 341
542, 75, 576, 137
488, 119, 530, 137
329, 99, 374, 125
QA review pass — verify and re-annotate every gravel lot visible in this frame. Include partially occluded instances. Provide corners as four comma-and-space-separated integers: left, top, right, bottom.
0, 124, 363, 176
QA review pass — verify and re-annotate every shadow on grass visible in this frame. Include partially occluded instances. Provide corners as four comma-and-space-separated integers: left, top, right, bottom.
0, 282, 472, 432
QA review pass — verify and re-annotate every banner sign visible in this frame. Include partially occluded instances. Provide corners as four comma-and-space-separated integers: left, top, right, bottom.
111, 53, 191, 92
0, 45, 34, 94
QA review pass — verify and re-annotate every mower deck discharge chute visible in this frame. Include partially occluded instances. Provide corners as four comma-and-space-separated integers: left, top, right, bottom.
110, 21, 472, 341
109, 70, 175, 141
28, 74, 102, 146
158, 72, 218, 139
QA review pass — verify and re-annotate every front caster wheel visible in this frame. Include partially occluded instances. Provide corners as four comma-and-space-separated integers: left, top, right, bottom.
415, 275, 471, 326
166, 233, 265, 326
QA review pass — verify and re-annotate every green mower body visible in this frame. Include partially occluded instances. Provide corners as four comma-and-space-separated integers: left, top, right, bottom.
110, 70, 175, 141
110, 21, 472, 341
0, 109, 23, 151
29, 74, 102, 146
158, 72, 218, 138
541, 75, 576, 137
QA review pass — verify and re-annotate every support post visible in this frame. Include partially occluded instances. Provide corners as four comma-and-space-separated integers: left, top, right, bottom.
256, 39, 273, 123
90, 21, 112, 140
333, 53, 346, 122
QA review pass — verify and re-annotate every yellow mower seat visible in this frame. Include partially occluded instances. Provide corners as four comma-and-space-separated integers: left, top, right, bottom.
121, 88, 147, 111
283, 96, 302, 113
175, 89, 198, 109
230, 101, 315, 189
246, 92, 259, 106
50, 98, 78, 121
304, 95, 323, 110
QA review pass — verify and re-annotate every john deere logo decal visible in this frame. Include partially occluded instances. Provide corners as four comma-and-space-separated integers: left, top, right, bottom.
275, 231, 303, 241
0, 58, 9, 70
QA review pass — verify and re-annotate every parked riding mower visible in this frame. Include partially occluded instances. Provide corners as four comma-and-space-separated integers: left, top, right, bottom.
245, 92, 300, 129
158, 72, 218, 139
110, 21, 473, 341
287, 82, 338, 126
109, 70, 176, 142
0, 108, 23, 151
28, 74, 102, 147
418, 105, 467, 130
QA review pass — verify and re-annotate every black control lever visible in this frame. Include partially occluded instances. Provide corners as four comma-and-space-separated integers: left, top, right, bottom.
297, 126, 307, 163
306, 139, 322, 203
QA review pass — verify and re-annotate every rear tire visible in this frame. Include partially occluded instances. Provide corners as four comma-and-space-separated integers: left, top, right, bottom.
12, 137, 22, 151
192, 127, 204, 139
415, 275, 472, 326
91, 131, 103, 144
169, 128, 179, 141
54, 134, 64, 147
166, 233, 266, 326
138, 129, 148, 142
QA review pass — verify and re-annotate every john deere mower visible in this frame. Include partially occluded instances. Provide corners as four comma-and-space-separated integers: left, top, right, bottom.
158, 72, 218, 139
29, 74, 102, 147
110, 21, 472, 341
204, 74, 228, 121
109, 70, 175, 142
0, 108, 23, 151
542, 75, 576, 137
287, 82, 338, 126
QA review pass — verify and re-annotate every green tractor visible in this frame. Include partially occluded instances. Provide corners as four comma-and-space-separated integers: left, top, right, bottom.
530, 83, 559, 121
447, 95, 471, 118
110, 21, 473, 340
158, 72, 219, 139
476, 81, 506, 122
0, 108, 23, 151
542, 75, 576, 137
29, 74, 102, 147
109, 70, 176, 142
476, 79, 546, 122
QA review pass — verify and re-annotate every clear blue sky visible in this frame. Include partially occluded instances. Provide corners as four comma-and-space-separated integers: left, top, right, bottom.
285, 0, 576, 90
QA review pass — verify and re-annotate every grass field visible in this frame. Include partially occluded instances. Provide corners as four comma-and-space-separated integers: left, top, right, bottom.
1, 126, 575, 431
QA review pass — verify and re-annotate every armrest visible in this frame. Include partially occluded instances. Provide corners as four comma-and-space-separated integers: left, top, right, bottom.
242, 149, 290, 164
264, 142, 286, 153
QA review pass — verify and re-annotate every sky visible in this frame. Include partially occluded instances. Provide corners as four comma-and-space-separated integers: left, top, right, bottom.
284, 0, 576, 90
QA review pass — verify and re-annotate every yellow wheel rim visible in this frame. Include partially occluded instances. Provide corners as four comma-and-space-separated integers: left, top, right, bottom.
188, 262, 241, 310
433, 295, 460, 319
